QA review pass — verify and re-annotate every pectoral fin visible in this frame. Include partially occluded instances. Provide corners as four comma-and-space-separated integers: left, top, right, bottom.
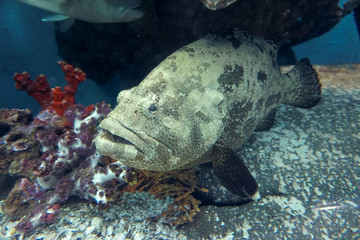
41, 14, 70, 22
41, 15, 75, 32
255, 109, 276, 131
212, 145, 259, 200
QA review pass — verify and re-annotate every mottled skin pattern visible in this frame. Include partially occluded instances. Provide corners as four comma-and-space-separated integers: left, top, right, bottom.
95, 32, 311, 172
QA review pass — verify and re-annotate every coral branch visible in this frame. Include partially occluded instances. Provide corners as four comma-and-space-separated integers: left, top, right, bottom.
14, 72, 51, 110
53, 61, 87, 115
14, 61, 86, 116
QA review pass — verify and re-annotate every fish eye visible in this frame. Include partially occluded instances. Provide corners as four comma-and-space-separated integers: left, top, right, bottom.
148, 103, 158, 113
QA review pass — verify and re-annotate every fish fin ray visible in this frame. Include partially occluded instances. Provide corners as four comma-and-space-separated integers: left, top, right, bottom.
41, 15, 74, 32
212, 145, 259, 199
255, 109, 276, 131
56, 18, 75, 32
41, 14, 70, 22
285, 58, 321, 108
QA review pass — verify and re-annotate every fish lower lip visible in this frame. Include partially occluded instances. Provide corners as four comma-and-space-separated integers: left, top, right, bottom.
105, 130, 134, 145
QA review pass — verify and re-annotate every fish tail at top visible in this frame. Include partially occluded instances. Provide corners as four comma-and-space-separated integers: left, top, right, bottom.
284, 58, 321, 108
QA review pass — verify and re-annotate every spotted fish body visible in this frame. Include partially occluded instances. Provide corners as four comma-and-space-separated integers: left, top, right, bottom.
95, 31, 321, 199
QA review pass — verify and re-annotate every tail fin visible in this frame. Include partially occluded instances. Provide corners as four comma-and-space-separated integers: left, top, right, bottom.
284, 58, 321, 108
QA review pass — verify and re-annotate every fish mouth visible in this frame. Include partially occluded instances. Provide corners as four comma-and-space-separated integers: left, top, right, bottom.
101, 129, 144, 152
95, 116, 176, 170
108, 131, 134, 145
95, 118, 147, 161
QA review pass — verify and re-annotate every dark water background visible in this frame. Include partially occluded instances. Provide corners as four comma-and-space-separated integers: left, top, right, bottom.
0, 0, 359, 113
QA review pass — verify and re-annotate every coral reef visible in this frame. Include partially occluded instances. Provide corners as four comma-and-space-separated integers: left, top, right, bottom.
1, 63, 206, 235
0, 108, 39, 176
1, 102, 128, 232
2, 63, 134, 232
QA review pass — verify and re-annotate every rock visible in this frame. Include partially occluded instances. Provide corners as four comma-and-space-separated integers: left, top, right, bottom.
90, 217, 103, 231
55, 0, 357, 85
0, 108, 40, 178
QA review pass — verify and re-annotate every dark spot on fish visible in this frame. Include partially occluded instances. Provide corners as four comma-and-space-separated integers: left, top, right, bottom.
149, 79, 167, 93
190, 124, 202, 150
167, 56, 177, 60
226, 35, 241, 49
196, 111, 212, 122
257, 70, 267, 84
179, 46, 195, 53
178, 76, 203, 97
255, 98, 264, 111
265, 94, 282, 109
218, 64, 244, 92
164, 61, 177, 72
152, 124, 176, 149
189, 54, 195, 57
197, 63, 211, 74
161, 97, 180, 121
219, 100, 254, 147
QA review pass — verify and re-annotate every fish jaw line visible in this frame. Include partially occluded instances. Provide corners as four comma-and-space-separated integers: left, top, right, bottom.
96, 117, 147, 159
95, 130, 143, 161
95, 128, 178, 171
96, 117, 179, 171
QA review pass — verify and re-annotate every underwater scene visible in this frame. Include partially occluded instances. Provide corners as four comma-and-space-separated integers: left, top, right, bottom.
0, 0, 359, 239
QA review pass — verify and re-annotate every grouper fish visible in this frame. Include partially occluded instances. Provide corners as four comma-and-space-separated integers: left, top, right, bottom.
95, 31, 321, 200
16, 0, 143, 30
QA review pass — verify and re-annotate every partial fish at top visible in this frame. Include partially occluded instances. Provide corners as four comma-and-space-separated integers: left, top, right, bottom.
201, 0, 238, 10
16, 0, 144, 30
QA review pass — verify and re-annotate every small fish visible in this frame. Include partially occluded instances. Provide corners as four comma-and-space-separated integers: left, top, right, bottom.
200, 0, 238, 10
95, 31, 321, 199
16, 0, 144, 30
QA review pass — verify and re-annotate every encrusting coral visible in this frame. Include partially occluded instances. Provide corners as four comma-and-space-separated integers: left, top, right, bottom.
1, 62, 206, 235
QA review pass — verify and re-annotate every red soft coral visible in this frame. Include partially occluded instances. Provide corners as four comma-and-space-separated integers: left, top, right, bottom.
14, 61, 86, 116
